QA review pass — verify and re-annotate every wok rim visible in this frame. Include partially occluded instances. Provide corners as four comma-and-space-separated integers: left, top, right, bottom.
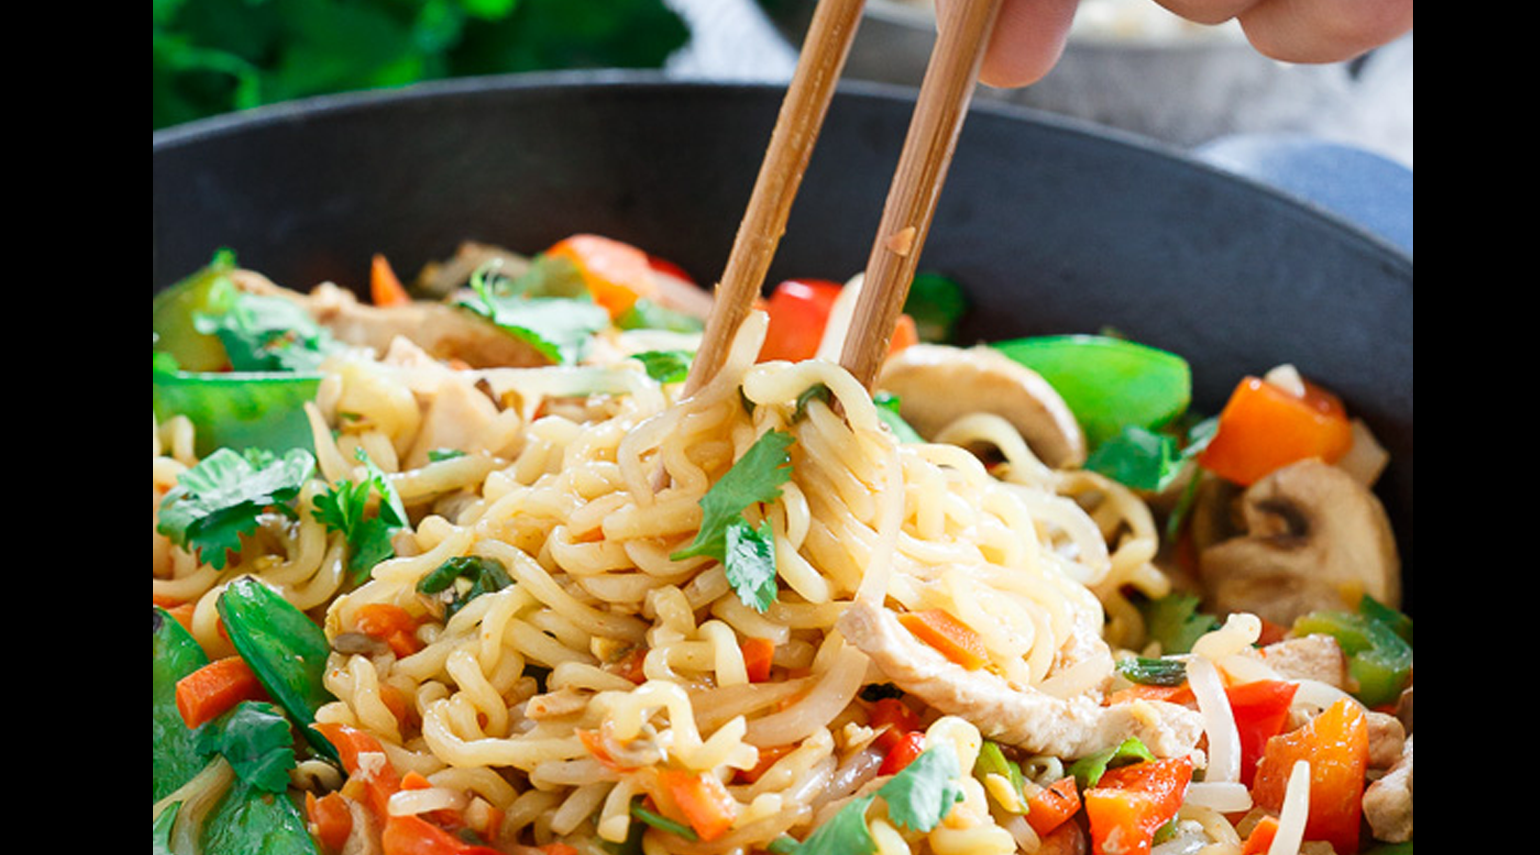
152, 69, 1413, 272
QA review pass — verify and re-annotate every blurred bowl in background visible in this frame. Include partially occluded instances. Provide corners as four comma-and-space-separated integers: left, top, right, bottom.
758, 0, 1403, 153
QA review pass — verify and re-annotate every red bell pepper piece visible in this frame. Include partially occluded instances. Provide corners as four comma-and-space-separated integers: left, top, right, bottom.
1225, 679, 1299, 786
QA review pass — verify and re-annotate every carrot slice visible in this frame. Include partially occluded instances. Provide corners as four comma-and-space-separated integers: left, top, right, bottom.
898, 609, 990, 670
658, 769, 738, 842
370, 254, 411, 307
741, 637, 776, 683
175, 655, 268, 729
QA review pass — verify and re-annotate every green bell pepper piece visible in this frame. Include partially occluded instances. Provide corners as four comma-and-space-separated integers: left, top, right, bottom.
1293, 609, 1412, 707
992, 335, 1191, 450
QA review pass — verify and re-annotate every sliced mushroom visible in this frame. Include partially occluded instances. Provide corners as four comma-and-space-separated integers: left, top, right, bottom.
1198, 459, 1401, 626
876, 343, 1086, 469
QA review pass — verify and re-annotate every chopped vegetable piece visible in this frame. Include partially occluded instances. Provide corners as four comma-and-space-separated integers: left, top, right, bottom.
993, 335, 1191, 450
877, 742, 966, 832
354, 603, 424, 658
898, 609, 989, 670
1136, 592, 1221, 656
544, 233, 657, 318
1084, 756, 1193, 855
1115, 657, 1188, 687
1241, 815, 1279, 855
416, 555, 513, 621
742, 636, 776, 683
380, 813, 503, 855
659, 769, 737, 842
758, 279, 843, 362
198, 776, 320, 855
1225, 680, 1299, 787
1197, 375, 1354, 486
370, 254, 411, 307
878, 730, 926, 776
1025, 776, 1081, 837
307, 791, 353, 854
153, 249, 241, 372
1070, 737, 1156, 790
631, 799, 699, 840
973, 740, 1029, 813
1253, 698, 1368, 855
1292, 609, 1412, 707
313, 722, 400, 820
903, 272, 969, 343
867, 697, 922, 751
176, 655, 269, 729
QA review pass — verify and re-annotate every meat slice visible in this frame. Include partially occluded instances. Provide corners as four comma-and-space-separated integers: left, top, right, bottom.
304, 283, 551, 369
836, 601, 1203, 760
1363, 734, 1413, 842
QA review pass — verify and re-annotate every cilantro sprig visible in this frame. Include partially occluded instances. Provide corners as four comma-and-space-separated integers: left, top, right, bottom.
312, 449, 409, 583
774, 743, 965, 854
157, 447, 317, 569
671, 429, 795, 613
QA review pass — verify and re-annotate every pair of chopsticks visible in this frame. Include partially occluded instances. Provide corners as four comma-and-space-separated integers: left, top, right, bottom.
684, 0, 1003, 396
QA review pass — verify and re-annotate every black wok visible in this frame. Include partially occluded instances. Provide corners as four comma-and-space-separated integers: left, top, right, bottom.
152, 71, 1413, 609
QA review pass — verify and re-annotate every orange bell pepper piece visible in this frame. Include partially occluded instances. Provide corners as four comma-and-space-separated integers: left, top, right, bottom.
1084, 756, 1193, 855
1252, 698, 1368, 855
1196, 375, 1354, 486
545, 234, 657, 319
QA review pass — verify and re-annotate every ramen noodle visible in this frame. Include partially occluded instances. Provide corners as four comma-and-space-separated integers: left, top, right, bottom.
152, 239, 1412, 855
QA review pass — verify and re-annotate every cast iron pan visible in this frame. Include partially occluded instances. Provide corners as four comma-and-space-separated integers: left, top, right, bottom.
152, 70, 1413, 609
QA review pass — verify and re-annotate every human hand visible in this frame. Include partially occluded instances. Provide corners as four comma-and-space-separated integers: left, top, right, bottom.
937, 0, 1414, 88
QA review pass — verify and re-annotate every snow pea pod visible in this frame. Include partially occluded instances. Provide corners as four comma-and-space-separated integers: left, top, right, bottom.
152, 606, 213, 802
1292, 609, 1412, 707
215, 577, 334, 757
152, 368, 321, 457
992, 335, 1191, 450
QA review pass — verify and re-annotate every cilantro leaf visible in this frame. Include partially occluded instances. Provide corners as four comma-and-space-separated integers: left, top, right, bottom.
457, 268, 610, 364
877, 744, 966, 833
723, 517, 778, 613
194, 701, 298, 793
157, 448, 316, 569
193, 291, 344, 373
631, 350, 693, 384
670, 430, 795, 612
789, 794, 876, 855
312, 450, 408, 582
1137, 592, 1221, 655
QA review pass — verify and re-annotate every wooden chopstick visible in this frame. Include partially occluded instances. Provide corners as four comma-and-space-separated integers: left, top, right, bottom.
683, 0, 869, 396
839, 0, 1003, 391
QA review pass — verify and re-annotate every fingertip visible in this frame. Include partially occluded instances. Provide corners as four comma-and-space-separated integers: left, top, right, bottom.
949, 0, 1079, 88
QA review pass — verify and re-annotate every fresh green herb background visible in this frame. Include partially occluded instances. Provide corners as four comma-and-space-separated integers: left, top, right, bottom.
153, 0, 692, 130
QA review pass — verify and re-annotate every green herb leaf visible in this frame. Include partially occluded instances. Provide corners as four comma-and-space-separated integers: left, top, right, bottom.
789, 794, 877, 855
615, 298, 706, 333
312, 449, 409, 582
1115, 657, 1189, 687
672, 430, 795, 562
630, 799, 699, 841
416, 555, 513, 620
195, 701, 298, 793
872, 392, 924, 443
193, 291, 344, 373
877, 743, 966, 833
197, 776, 319, 855
1069, 737, 1155, 789
631, 350, 693, 384
458, 266, 610, 364
723, 517, 779, 613
1137, 592, 1221, 656
157, 448, 316, 569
